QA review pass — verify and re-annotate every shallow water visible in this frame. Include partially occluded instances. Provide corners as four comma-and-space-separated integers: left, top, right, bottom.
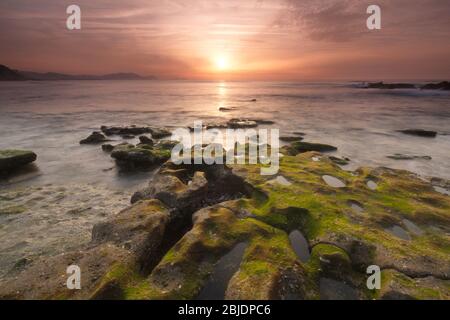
288, 230, 310, 263
197, 242, 247, 300
268, 175, 292, 186
386, 225, 411, 240
367, 180, 378, 190
402, 219, 423, 236
1, 80, 449, 188
322, 175, 346, 188
433, 186, 450, 195
347, 200, 364, 213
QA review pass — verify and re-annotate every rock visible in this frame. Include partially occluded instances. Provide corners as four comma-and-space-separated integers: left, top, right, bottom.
92, 200, 171, 273
131, 158, 250, 213
151, 128, 172, 139
3, 147, 450, 300
101, 144, 114, 152
139, 136, 154, 146
156, 140, 179, 150
227, 118, 258, 129
283, 141, 337, 155
0, 200, 172, 299
421, 81, 450, 91
101, 125, 152, 136
111, 144, 171, 169
397, 129, 437, 138
219, 107, 235, 112
378, 269, 450, 300
0, 244, 132, 299
121, 134, 135, 139
329, 156, 350, 165
252, 119, 275, 125
387, 154, 432, 161
0, 205, 27, 215
293, 132, 306, 136
280, 136, 304, 142
365, 82, 416, 89
80, 131, 108, 144
0, 150, 37, 173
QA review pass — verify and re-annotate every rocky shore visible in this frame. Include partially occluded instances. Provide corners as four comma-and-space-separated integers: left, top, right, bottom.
0, 134, 449, 300
361, 81, 450, 90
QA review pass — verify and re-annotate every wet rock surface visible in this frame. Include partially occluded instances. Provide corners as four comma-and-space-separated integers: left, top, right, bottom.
364, 82, 416, 89
0, 150, 37, 174
0, 183, 131, 281
421, 81, 450, 91
111, 144, 171, 170
1, 139, 449, 300
80, 131, 109, 144
397, 129, 437, 138
387, 154, 432, 160
283, 141, 337, 155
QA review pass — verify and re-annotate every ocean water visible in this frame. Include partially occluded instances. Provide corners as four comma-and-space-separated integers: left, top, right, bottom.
0, 80, 449, 279
1, 80, 449, 185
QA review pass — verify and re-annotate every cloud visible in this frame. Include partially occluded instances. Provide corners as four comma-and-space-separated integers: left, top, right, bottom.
277, 0, 450, 42
0, 0, 449, 80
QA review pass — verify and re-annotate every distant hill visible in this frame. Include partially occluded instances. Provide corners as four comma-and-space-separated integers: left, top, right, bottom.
0, 64, 156, 81
0, 65, 26, 81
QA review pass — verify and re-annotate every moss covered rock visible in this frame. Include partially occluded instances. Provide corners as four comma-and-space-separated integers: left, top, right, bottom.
282, 142, 337, 155
111, 144, 171, 169
0, 150, 37, 174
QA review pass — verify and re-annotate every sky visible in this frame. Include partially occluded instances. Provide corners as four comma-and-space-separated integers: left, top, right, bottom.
1, 0, 449, 80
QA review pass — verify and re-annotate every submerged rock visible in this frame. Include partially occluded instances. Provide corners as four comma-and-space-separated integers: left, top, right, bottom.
329, 156, 350, 165
280, 136, 304, 142
364, 82, 416, 89
252, 119, 275, 125
397, 129, 437, 138
227, 118, 258, 129
101, 125, 152, 136
387, 154, 432, 160
138, 135, 154, 146
150, 128, 171, 139
283, 141, 337, 155
80, 131, 108, 144
0, 150, 37, 174
219, 107, 235, 112
101, 144, 114, 152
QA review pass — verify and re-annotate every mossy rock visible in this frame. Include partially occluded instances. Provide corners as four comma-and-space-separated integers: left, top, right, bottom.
282, 142, 337, 155
0, 150, 37, 173
111, 144, 171, 169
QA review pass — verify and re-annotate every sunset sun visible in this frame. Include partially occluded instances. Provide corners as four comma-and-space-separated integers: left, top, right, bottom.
215, 56, 229, 71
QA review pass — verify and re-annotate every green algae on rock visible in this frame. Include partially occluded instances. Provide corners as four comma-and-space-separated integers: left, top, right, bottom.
1, 147, 449, 300
0, 150, 37, 174
111, 144, 171, 169
282, 141, 337, 155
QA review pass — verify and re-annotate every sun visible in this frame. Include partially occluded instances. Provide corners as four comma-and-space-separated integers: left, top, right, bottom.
215, 56, 229, 71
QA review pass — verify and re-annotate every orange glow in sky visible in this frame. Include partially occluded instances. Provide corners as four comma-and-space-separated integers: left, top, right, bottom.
0, 0, 449, 80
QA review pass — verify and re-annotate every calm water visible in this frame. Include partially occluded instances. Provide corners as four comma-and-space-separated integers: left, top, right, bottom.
1, 80, 450, 188
0, 81, 450, 188
0, 80, 449, 280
